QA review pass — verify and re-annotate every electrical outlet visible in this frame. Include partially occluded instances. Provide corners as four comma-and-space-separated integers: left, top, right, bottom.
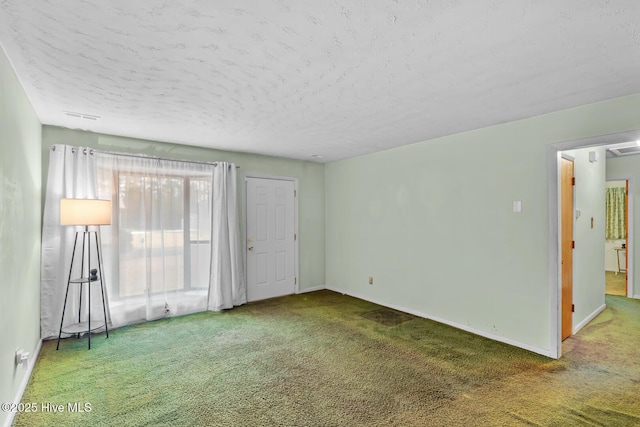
368, 276, 373, 285
15, 349, 29, 366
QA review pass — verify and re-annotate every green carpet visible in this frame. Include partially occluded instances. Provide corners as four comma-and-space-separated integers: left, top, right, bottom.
13, 291, 640, 426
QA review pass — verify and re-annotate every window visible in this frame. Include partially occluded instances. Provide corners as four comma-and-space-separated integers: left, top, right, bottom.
109, 172, 212, 299
605, 187, 626, 240
41, 146, 241, 335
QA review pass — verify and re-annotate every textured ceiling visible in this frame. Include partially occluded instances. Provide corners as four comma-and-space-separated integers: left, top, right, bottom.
0, 1, 639, 162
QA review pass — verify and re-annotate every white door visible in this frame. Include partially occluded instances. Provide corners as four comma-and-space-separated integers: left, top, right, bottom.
245, 177, 296, 301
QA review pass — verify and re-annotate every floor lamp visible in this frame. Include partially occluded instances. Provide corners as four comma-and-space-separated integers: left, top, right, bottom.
56, 198, 111, 350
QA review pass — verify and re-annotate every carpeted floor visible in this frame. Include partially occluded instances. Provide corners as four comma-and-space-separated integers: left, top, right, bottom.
13, 291, 640, 426
606, 270, 626, 296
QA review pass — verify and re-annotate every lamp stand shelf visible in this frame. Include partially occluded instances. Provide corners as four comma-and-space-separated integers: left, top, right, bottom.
56, 228, 109, 350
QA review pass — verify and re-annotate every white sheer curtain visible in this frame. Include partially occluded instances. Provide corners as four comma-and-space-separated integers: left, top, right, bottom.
95, 152, 215, 325
208, 162, 246, 310
40, 146, 107, 338
41, 145, 245, 339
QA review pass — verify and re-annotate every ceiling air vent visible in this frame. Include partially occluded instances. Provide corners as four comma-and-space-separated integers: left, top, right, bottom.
609, 146, 640, 156
63, 111, 100, 121
606, 141, 640, 157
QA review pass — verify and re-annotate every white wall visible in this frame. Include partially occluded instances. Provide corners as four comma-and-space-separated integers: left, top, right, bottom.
0, 46, 42, 427
567, 147, 606, 333
326, 93, 640, 357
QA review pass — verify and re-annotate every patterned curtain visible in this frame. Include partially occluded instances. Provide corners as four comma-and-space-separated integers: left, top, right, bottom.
606, 187, 626, 240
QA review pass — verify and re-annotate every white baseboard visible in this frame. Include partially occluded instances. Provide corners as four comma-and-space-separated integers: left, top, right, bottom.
573, 304, 606, 335
296, 285, 326, 294
326, 285, 554, 358
3, 339, 42, 427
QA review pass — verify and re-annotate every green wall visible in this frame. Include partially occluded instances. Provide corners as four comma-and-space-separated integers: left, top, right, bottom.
42, 126, 326, 291
0, 47, 42, 427
564, 147, 606, 333
326, 93, 640, 356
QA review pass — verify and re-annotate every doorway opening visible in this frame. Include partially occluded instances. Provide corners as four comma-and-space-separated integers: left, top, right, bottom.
548, 130, 640, 359
605, 179, 630, 297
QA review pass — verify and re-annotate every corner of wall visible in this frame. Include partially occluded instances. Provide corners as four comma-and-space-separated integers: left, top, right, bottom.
1, 341, 42, 427
0, 42, 43, 427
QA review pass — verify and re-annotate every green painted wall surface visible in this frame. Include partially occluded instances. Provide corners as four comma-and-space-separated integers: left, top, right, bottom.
607, 154, 640, 298
326, 94, 640, 355
41, 126, 326, 291
568, 147, 606, 331
0, 47, 42, 427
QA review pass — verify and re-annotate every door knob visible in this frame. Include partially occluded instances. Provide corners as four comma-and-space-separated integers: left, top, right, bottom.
248, 246, 254, 251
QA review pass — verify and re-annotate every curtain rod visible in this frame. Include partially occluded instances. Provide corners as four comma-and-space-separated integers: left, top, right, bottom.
51, 145, 240, 168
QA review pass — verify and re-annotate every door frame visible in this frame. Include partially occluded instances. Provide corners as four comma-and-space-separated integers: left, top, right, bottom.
560, 153, 575, 341
242, 173, 299, 296
547, 130, 639, 359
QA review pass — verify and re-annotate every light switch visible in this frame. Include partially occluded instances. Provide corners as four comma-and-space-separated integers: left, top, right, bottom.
512, 200, 522, 213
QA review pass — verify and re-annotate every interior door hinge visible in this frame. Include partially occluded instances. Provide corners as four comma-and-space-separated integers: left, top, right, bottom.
294, 189, 297, 197
294, 277, 297, 285
572, 177, 576, 185
294, 233, 297, 241
572, 241, 575, 249
572, 304, 575, 313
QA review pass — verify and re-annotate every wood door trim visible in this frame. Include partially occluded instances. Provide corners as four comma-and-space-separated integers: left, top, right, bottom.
560, 157, 574, 341
625, 180, 629, 295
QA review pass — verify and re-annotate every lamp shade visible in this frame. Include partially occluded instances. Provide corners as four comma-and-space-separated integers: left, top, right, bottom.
60, 199, 111, 226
